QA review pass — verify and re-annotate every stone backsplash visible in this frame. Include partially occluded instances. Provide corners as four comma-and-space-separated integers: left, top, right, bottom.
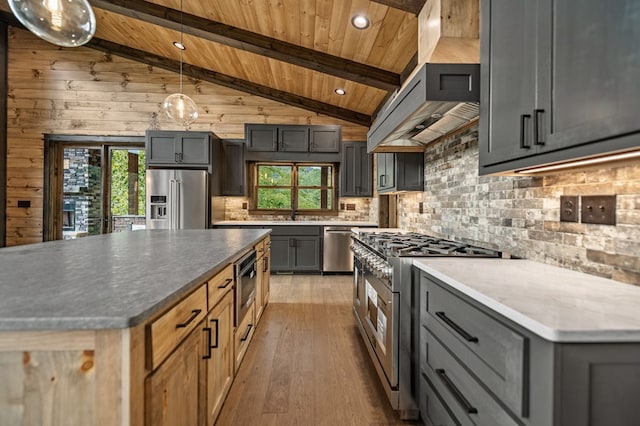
221, 197, 373, 222
397, 125, 640, 286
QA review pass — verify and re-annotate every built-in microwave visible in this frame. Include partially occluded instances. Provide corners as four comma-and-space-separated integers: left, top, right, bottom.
234, 250, 257, 326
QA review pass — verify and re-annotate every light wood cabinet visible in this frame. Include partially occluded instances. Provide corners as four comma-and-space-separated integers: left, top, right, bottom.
234, 302, 255, 374
145, 324, 202, 426
204, 290, 234, 425
254, 236, 270, 323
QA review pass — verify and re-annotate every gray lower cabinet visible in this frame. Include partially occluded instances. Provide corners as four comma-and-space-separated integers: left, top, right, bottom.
418, 270, 640, 426
146, 131, 211, 166
376, 152, 423, 193
479, 0, 640, 174
269, 226, 321, 272
341, 142, 372, 197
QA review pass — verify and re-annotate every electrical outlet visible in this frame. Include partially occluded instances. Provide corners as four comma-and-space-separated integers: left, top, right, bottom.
17, 200, 31, 208
346, 203, 356, 211
581, 195, 616, 225
242, 202, 248, 210
340, 203, 345, 210
419, 202, 424, 214
559, 196, 578, 222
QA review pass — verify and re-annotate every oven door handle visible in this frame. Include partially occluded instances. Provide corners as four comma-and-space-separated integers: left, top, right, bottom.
435, 311, 478, 343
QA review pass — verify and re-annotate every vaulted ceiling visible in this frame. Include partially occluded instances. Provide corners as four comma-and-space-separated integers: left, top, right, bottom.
1, 0, 426, 126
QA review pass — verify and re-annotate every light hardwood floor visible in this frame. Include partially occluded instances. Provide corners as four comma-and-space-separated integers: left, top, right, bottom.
215, 274, 420, 426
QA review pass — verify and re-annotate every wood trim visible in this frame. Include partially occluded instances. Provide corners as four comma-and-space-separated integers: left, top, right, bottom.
95, 330, 126, 426
86, 38, 372, 127
90, 0, 400, 91
0, 22, 6, 247
0, 330, 96, 351
370, 0, 427, 15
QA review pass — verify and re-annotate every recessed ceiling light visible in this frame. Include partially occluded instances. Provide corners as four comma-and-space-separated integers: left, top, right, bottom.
351, 15, 370, 30
173, 41, 186, 50
335, 88, 346, 95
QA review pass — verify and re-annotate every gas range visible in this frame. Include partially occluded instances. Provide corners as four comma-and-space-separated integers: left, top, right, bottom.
355, 231, 501, 259
350, 230, 502, 419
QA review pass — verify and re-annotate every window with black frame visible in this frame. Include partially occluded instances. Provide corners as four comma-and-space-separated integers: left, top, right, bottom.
252, 163, 336, 215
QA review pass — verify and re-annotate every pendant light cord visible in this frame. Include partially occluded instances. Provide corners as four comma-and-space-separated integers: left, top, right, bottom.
179, 0, 184, 94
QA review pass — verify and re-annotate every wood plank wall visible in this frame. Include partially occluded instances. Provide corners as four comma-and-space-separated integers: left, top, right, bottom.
0, 23, 7, 247
6, 28, 368, 246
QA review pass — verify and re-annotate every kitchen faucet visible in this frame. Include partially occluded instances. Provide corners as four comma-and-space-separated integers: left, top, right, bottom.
290, 209, 296, 221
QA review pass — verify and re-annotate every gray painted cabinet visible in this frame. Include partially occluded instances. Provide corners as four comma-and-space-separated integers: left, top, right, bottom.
479, 0, 640, 174
376, 152, 424, 193
245, 124, 340, 153
146, 131, 211, 166
340, 142, 372, 197
418, 271, 640, 426
221, 140, 245, 196
269, 226, 321, 272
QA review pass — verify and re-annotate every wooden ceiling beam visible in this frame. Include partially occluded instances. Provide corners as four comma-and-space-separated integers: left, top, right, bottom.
90, 0, 401, 91
370, 0, 427, 15
86, 39, 372, 127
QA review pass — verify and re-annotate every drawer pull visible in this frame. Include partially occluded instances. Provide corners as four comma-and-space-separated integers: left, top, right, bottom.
240, 323, 253, 342
435, 312, 478, 343
175, 309, 201, 329
436, 369, 478, 415
203, 327, 212, 359
218, 278, 233, 289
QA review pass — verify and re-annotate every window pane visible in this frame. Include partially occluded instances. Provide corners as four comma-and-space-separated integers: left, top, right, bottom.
298, 189, 332, 209
257, 188, 291, 209
258, 165, 292, 186
298, 165, 332, 187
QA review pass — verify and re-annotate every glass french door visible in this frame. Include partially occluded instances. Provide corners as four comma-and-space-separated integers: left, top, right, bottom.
55, 142, 145, 240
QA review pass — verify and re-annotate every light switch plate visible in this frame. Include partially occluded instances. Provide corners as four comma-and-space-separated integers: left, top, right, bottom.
581, 195, 616, 225
559, 196, 578, 222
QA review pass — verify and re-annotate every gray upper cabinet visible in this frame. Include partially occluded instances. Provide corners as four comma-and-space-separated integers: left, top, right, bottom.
310, 126, 341, 153
221, 140, 245, 196
146, 131, 211, 166
278, 125, 309, 152
341, 142, 372, 197
376, 152, 423, 193
245, 125, 278, 152
479, 0, 640, 174
245, 124, 341, 154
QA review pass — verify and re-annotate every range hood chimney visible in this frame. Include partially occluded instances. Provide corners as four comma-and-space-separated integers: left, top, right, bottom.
367, 0, 480, 153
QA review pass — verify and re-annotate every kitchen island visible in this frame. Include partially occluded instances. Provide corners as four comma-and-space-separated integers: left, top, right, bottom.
0, 228, 270, 426
413, 258, 640, 426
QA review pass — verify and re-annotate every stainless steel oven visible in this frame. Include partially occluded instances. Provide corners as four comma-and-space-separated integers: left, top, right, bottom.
234, 250, 257, 326
351, 231, 502, 420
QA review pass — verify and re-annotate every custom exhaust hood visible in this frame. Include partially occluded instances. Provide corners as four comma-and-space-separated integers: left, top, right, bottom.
367, 62, 480, 153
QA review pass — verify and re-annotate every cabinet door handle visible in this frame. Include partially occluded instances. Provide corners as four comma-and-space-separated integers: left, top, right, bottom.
240, 323, 253, 342
202, 327, 212, 359
218, 278, 233, 289
436, 369, 478, 414
435, 311, 478, 343
534, 109, 545, 145
210, 318, 219, 349
263, 257, 269, 273
520, 114, 531, 149
175, 309, 201, 329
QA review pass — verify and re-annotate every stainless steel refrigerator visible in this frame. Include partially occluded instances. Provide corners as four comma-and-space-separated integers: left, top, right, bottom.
146, 169, 208, 229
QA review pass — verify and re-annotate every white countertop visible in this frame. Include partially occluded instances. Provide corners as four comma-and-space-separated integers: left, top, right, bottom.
414, 258, 640, 343
214, 220, 378, 227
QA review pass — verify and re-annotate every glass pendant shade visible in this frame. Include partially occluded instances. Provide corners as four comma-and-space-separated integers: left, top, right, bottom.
162, 93, 199, 127
8, 0, 96, 47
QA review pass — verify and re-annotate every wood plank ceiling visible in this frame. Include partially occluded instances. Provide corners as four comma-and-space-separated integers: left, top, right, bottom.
1, 0, 423, 126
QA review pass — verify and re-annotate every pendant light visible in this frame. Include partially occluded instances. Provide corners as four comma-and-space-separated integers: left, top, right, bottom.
162, 0, 198, 127
8, 0, 96, 47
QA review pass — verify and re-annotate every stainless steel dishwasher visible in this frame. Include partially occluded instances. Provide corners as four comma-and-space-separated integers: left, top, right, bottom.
323, 226, 354, 272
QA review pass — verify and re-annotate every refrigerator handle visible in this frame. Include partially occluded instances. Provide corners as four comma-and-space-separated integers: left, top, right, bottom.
170, 179, 176, 230
176, 180, 181, 229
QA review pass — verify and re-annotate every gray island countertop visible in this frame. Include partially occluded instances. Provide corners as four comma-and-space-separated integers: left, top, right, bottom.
0, 229, 269, 331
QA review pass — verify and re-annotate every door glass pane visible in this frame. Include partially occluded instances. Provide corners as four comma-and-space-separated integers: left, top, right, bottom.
62, 147, 102, 239
110, 149, 146, 232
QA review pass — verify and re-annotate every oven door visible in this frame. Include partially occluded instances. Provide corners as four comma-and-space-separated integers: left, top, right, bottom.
363, 268, 398, 388
353, 257, 367, 324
